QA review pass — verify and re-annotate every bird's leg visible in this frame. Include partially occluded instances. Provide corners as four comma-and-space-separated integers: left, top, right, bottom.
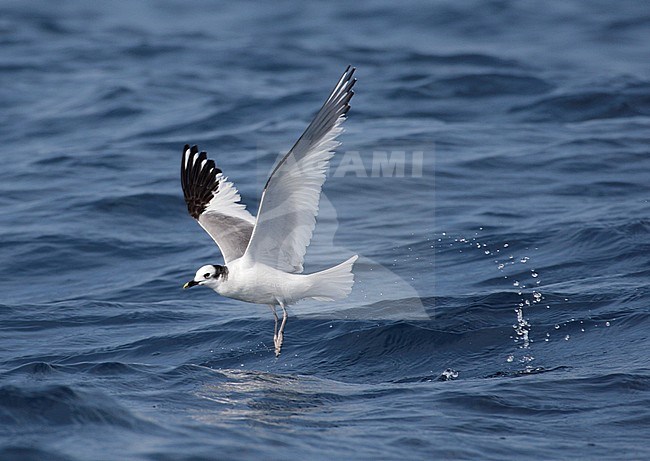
269, 304, 279, 345
275, 301, 288, 357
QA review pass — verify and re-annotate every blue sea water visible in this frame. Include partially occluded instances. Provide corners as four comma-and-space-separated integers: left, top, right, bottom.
1, 0, 650, 459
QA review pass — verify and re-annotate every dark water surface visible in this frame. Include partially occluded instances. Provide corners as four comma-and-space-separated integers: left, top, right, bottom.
1, 1, 650, 459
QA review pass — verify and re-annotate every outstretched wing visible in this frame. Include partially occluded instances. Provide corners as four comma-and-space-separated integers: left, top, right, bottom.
181, 144, 255, 264
243, 66, 356, 273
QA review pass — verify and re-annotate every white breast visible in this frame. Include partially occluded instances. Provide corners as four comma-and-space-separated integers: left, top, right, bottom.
215, 258, 310, 305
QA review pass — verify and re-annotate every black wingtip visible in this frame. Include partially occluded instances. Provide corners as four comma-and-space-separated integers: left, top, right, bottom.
180, 144, 222, 220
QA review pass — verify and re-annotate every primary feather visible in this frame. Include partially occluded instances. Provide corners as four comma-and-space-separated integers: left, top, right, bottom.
181, 144, 255, 264
243, 66, 356, 272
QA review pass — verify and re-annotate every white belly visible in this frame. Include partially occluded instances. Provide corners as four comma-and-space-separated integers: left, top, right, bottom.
215, 259, 310, 305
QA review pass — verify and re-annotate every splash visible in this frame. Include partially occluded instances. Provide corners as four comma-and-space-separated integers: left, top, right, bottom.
447, 229, 547, 366
439, 368, 460, 381
489, 239, 542, 364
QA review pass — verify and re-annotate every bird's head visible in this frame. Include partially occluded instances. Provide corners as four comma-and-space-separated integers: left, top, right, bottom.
183, 264, 228, 290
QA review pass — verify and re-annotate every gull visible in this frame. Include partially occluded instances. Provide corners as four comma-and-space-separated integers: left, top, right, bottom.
181, 66, 358, 356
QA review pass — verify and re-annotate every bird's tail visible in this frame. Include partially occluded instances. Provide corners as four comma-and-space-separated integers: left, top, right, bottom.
306, 255, 358, 302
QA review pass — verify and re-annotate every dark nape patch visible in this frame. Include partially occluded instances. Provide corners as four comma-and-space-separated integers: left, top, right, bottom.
214, 264, 229, 281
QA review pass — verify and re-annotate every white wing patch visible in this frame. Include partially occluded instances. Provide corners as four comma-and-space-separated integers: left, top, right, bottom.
204, 173, 256, 224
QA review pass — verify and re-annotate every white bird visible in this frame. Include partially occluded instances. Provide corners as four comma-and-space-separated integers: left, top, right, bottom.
181, 66, 358, 356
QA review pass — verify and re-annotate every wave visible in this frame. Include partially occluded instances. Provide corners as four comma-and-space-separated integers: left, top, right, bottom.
396, 51, 524, 69
0, 447, 74, 461
83, 192, 182, 219
0, 384, 156, 429
511, 81, 650, 122
426, 74, 553, 98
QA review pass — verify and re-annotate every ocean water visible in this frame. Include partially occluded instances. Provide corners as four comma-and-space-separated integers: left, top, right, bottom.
1, 1, 650, 459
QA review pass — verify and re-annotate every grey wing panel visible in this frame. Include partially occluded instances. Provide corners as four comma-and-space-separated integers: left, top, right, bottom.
198, 212, 254, 263
264, 66, 356, 190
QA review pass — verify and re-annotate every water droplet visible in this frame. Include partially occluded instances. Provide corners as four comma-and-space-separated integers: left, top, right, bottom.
531, 272, 538, 278
554, 324, 560, 329
504, 243, 509, 248
513, 281, 520, 287
497, 264, 505, 270
440, 369, 459, 380
506, 355, 514, 362
564, 335, 570, 341
484, 250, 490, 255
605, 321, 610, 327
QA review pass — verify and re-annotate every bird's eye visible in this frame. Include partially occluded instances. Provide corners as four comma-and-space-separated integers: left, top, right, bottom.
204, 273, 211, 279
